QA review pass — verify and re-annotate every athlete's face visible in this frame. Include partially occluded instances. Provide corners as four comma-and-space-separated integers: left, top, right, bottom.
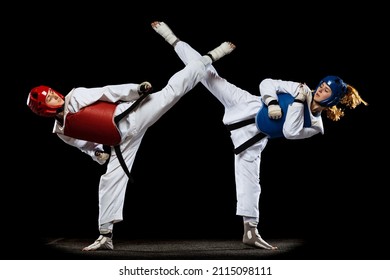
45, 88, 64, 107
313, 82, 332, 104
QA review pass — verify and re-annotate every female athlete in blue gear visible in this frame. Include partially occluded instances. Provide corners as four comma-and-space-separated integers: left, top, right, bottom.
152, 20, 368, 250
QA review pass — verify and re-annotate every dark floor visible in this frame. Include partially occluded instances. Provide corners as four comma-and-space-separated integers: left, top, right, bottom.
4, 232, 389, 260
40, 237, 305, 260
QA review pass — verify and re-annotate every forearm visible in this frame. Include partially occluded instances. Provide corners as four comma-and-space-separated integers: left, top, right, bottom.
282, 104, 319, 139
259, 78, 300, 104
99, 84, 141, 102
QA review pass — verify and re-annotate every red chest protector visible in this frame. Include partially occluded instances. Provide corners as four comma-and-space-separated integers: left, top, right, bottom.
64, 101, 121, 146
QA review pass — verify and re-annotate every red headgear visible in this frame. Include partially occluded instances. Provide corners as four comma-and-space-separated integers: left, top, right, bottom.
27, 85, 64, 117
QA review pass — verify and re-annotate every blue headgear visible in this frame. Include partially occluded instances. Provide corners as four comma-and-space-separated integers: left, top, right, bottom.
315, 75, 347, 107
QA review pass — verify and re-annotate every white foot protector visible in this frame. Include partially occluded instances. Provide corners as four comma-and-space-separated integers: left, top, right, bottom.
151, 21, 178, 45
82, 235, 114, 251
242, 222, 277, 250
208, 42, 236, 62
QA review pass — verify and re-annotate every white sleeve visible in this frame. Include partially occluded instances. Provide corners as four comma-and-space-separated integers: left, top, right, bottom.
56, 134, 107, 165
282, 103, 323, 139
68, 83, 141, 112
92, 83, 141, 102
259, 78, 301, 105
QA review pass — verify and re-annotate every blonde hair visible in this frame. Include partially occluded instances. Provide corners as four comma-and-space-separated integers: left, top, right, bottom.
324, 84, 368, 121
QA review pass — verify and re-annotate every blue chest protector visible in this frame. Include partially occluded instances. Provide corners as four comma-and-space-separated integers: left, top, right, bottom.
226, 93, 312, 154
256, 93, 311, 138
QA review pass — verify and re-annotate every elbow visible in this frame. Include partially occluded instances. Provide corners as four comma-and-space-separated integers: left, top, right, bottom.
283, 128, 300, 139
259, 78, 273, 91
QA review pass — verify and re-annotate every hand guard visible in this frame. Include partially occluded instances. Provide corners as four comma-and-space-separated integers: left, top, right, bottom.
294, 83, 311, 102
138, 81, 153, 95
268, 104, 282, 119
267, 100, 282, 119
95, 151, 110, 162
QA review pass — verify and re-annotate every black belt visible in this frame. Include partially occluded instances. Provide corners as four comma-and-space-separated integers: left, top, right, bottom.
113, 92, 150, 183
225, 118, 267, 155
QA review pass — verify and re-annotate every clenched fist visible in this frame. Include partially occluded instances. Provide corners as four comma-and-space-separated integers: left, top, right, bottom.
267, 100, 282, 119
95, 150, 110, 162
294, 83, 312, 102
138, 81, 153, 94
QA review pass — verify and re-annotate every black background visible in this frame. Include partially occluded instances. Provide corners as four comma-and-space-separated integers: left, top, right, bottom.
4, 3, 386, 259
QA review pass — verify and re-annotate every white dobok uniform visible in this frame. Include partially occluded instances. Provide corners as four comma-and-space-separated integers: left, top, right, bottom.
174, 41, 324, 221
52, 58, 209, 229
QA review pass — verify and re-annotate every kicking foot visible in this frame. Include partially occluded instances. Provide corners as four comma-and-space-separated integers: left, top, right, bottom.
242, 222, 278, 250
207, 42, 236, 62
82, 234, 114, 251
151, 21, 179, 46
